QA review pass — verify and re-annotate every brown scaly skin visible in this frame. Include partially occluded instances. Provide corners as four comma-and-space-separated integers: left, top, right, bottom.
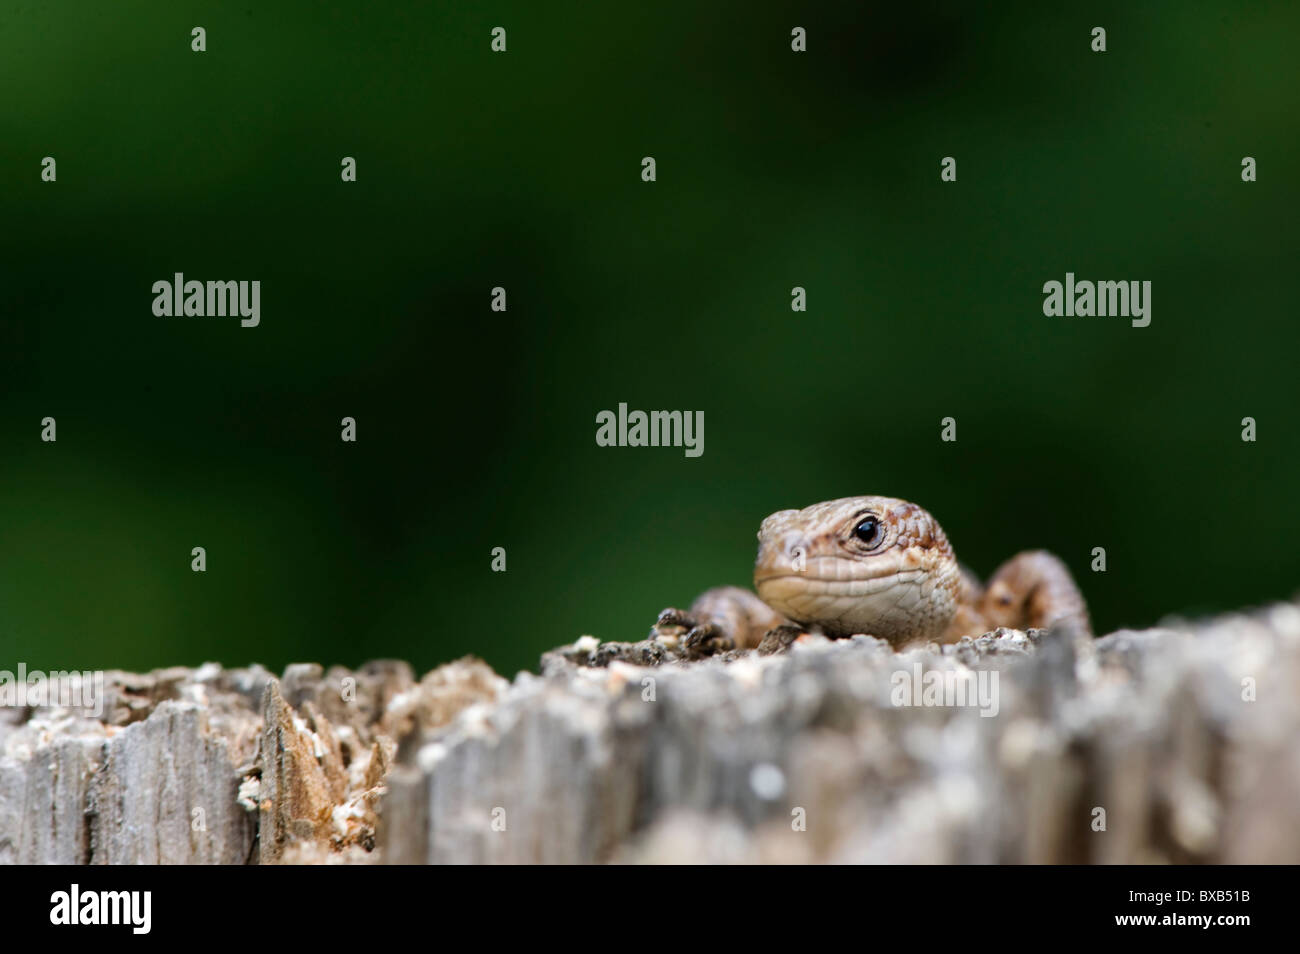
654, 496, 1091, 653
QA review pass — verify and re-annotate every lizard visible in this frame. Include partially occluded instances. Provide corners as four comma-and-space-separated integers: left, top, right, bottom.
653, 495, 1091, 654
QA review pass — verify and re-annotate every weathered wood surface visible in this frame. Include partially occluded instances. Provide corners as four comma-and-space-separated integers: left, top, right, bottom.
384, 606, 1300, 863
3, 603, 1299, 863
0, 665, 266, 864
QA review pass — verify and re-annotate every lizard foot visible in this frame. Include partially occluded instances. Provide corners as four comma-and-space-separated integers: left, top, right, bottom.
651, 607, 696, 642
652, 588, 790, 655
653, 607, 692, 630
651, 608, 732, 656
682, 622, 734, 658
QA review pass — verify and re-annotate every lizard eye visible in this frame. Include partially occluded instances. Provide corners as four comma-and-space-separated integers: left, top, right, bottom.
852, 516, 882, 547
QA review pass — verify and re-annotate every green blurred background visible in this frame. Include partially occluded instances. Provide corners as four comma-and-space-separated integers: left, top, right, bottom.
2, 1, 1297, 678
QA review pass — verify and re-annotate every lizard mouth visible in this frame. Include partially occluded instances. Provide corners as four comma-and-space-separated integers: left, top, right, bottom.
755, 567, 926, 590
754, 567, 931, 639
754, 560, 923, 588
754, 566, 932, 625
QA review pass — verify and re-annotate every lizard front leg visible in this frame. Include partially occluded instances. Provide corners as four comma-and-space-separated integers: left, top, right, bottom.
653, 585, 791, 654
974, 550, 1092, 637
940, 565, 991, 643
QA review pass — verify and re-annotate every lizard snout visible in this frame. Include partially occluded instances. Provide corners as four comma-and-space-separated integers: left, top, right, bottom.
757, 509, 800, 537
754, 529, 810, 579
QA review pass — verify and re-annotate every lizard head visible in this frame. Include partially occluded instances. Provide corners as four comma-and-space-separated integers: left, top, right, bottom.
753, 495, 962, 644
